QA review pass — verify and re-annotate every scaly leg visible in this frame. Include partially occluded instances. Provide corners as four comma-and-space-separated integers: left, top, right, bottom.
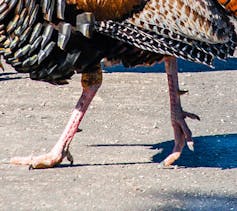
162, 56, 200, 166
10, 67, 102, 169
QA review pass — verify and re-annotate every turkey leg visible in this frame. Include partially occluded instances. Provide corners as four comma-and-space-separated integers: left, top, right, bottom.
10, 68, 102, 169
162, 56, 200, 166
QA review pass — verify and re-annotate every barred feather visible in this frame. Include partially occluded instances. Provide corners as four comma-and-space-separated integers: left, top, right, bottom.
95, 21, 214, 65
95, 0, 237, 66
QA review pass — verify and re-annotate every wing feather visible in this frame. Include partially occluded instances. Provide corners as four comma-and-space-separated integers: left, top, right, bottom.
128, 0, 234, 44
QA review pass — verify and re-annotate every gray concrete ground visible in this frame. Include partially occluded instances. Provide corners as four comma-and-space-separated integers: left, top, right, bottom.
0, 61, 236, 210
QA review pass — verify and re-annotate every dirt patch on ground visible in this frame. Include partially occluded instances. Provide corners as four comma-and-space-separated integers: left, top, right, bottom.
0, 61, 236, 210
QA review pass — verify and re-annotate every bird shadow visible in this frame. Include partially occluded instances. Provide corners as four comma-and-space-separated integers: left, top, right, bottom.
103, 58, 237, 73
151, 133, 237, 169
0, 72, 26, 81
59, 133, 237, 169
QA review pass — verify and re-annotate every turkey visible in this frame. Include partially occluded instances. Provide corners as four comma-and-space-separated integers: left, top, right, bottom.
0, 0, 236, 169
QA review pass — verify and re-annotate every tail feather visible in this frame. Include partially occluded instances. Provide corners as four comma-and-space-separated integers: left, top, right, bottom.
95, 20, 214, 66
95, 19, 237, 66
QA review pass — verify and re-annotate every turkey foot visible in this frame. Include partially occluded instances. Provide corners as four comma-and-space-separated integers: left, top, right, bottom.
10, 68, 102, 169
161, 57, 200, 167
11, 149, 73, 169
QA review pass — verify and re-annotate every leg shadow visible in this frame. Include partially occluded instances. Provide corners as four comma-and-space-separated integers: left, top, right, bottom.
152, 134, 237, 169
0, 72, 26, 81
56, 134, 237, 169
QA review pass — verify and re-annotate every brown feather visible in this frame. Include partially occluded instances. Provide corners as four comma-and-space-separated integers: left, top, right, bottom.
66, 0, 145, 20
218, 0, 237, 16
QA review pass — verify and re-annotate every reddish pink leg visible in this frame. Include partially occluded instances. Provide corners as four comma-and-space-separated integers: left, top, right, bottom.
162, 57, 200, 166
10, 69, 102, 169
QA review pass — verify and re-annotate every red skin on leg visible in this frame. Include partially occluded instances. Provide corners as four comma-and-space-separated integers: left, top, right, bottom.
10, 69, 102, 169
10, 58, 199, 168
162, 57, 200, 166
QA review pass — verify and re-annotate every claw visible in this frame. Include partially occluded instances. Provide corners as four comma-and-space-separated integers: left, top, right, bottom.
29, 164, 33, 170
66, 150, 74, 165
183, 111, 200, 121
77, 128, 82, 133
187, 141, 194, 151
0, 158, 9, 164
157, 161, 166, 168
158, 161, 178, 169
178, 89, 188, 96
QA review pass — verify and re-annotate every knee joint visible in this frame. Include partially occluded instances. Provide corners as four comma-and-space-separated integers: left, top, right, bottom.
81, 68, 102, 89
